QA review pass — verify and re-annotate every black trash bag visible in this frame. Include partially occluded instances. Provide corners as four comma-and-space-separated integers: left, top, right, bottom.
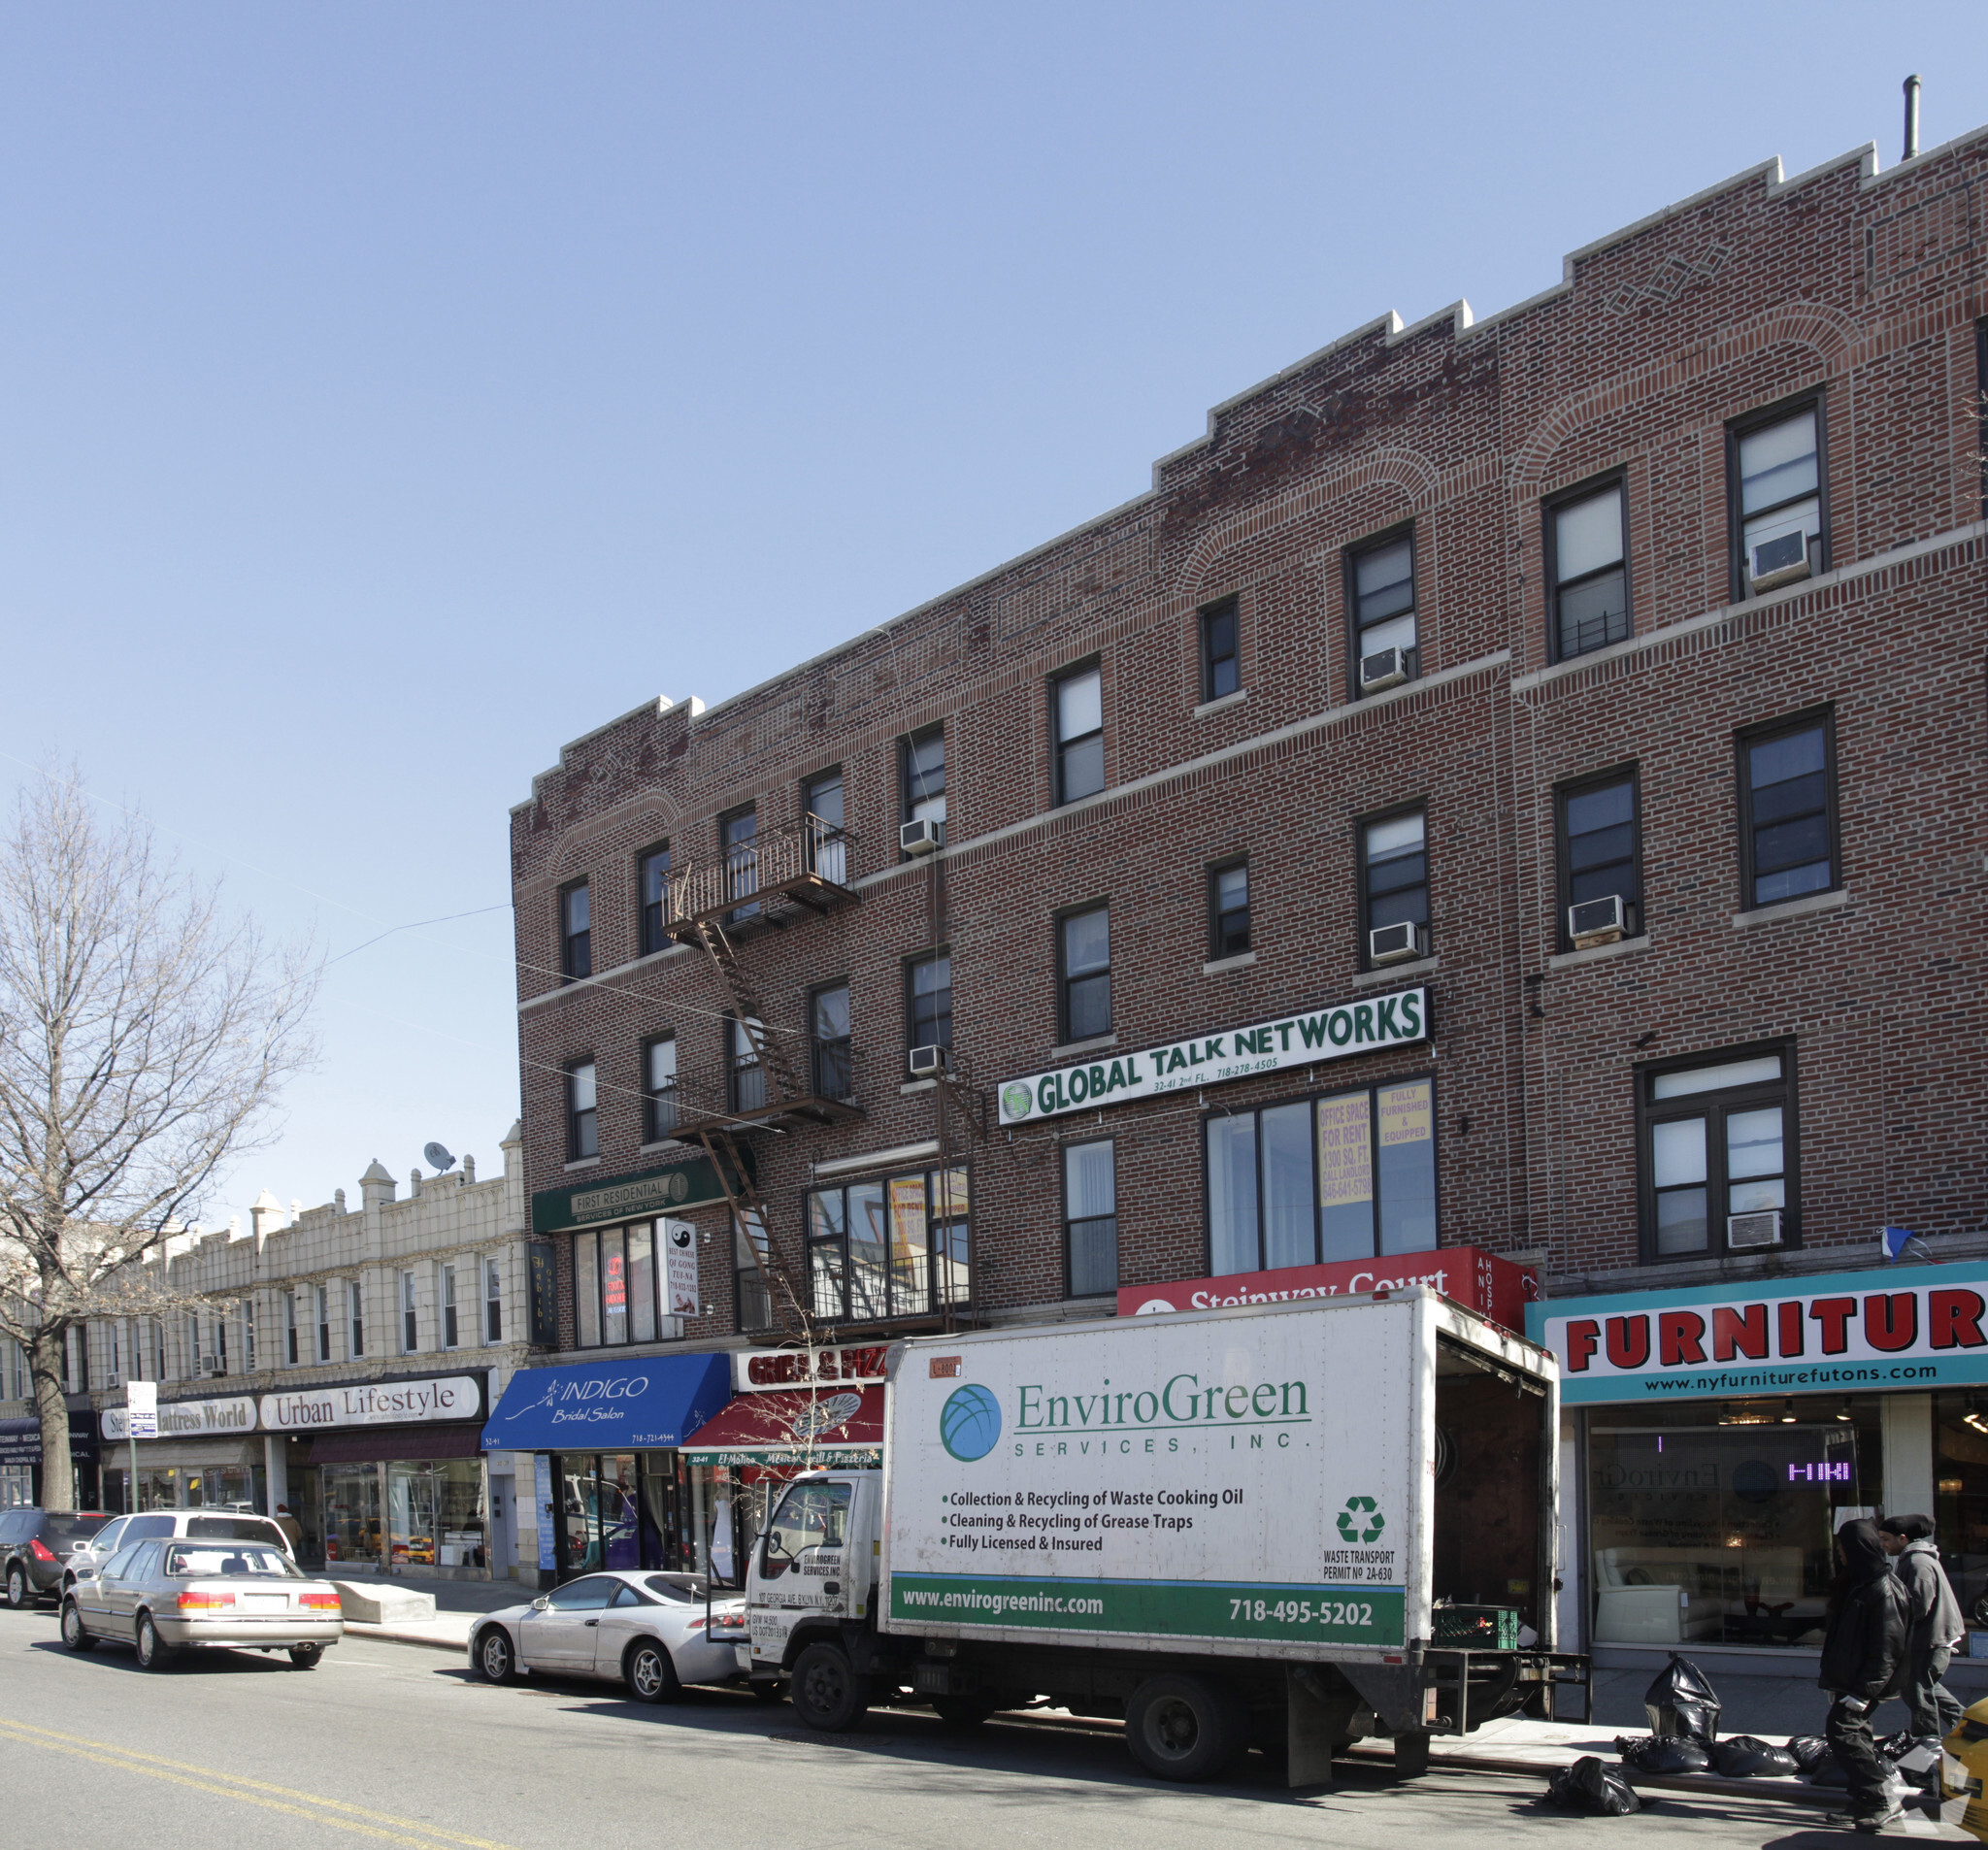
1643, 1653, 1722, 1743
1615, 1734, 1714, 1774
1545, 1756, 1643, 1815
1806, 1753, 1852, 1789
1876, 1732, 1920, 1764
1785, 1735, 1834, 1774
1711, 1735, 1800, 1778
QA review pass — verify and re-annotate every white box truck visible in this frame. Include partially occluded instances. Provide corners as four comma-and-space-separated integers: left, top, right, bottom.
742, 1288, 1587, 1783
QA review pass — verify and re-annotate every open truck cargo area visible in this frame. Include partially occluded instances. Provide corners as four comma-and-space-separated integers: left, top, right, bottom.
744, 1288, 1588, 1784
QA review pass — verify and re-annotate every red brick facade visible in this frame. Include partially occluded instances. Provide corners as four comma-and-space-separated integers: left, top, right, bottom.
512, 129, 1988, 1355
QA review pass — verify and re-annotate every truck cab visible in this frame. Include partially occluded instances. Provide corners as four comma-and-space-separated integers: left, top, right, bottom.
746, 1470, 879, 1698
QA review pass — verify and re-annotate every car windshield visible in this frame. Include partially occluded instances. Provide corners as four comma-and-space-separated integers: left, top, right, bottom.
44, 1515, 113, 1547
165, 1545, 298, 1577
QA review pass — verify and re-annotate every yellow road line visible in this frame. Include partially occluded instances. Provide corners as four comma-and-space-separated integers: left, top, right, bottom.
0, 1719, 523, 1850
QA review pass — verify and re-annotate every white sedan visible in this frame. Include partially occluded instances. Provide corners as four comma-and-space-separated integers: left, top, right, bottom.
469, 1570, 761, 1702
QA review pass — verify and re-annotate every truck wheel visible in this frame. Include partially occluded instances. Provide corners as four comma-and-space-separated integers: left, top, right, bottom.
790, 1641, 872, 1732
931, 1695, 999, 1730
1393, 1731, 1431, 1778
1125, 1674, 1247, 1782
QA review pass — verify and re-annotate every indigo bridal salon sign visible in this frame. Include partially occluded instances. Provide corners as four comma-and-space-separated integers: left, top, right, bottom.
997, 987, 1428, 1126
259, 1374, 484, 1431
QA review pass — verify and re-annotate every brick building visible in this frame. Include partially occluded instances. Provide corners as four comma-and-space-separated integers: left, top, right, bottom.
510, 121, 1988, 1655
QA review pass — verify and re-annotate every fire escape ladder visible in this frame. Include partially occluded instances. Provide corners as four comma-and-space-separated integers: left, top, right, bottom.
694, 1127, 808, 1335
691, 916, 807, 1104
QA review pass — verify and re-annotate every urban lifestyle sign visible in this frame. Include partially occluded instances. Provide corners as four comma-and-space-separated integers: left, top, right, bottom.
996, 988, 1427, 1127
260, 1375, 483, 1432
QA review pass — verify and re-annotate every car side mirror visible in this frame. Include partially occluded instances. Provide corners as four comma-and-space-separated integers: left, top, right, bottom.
531, 1595, 550, 1611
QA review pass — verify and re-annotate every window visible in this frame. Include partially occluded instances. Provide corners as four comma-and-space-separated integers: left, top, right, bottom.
1547, 479, 1629, 660
1054, 665, 1105, 805
1733, 401, 1824, 594
1059, 905, 1110, 1042
1348, 532, 1416, 692
213, 1314, 226, 1377
442, 1266, 458, 1350
736, 1211, 774, 1334
400, 1272, 418, 1353
643, 1036, 679, 1142
1209, 860, 1249, 960
728, 1016, 766, 1114
1360, 809, 1428, 964
107, 1321, 120, 1386
567, 1060, 599, 1160
1064, 1140, 1117, 1297
184, 1313, 198, 1380
908, 950, 951, 1072
1556, 770, 1641, 947
638, 844, 671, 956
811, 983, 852, 1102
483, 1258, 503, 1343
1208, 1078, 1438, 1273
721, 809, 759, 922
1740, 714, 1838, 908
804, 771, 847, 885
560, 881, 592, 981
1639, 1047, 1794, 1261
348, 1281, 365, 1360
573, 1223, 663, 1347
1200, 599, 1239, 703
315, 1286, 330, 1364
808, 1170, 970, 1323
902, 727, 945, 841
243, 1301, 254, 1373
285, 1291, 298, 1367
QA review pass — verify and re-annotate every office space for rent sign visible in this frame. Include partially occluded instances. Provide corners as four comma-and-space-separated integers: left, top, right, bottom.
996, 987, 1427, 1126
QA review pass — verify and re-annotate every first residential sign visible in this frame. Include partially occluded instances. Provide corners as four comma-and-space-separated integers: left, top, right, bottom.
997, 987, 1427, 1127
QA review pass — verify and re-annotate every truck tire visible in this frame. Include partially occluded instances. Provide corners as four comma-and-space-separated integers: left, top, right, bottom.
790, 1641, 872, 1733
1125, 1674, 1247, 1782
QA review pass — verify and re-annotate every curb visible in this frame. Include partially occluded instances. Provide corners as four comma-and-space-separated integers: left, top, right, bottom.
344, 1623, 473, 1654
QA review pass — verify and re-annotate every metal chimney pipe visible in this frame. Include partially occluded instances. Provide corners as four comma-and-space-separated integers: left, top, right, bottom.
1904, 74, 1922, 161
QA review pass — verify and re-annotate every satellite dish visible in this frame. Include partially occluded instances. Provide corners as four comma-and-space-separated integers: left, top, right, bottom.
422, 1142, 457, 1173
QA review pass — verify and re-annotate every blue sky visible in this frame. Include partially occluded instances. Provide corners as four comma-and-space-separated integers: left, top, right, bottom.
2, 5, 1982, 1232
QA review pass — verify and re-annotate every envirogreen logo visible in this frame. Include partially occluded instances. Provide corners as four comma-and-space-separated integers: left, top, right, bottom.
1001, 1082, 1033, 1120
1337, 1496, 1385, 1543
941, 1384, 1003, 1461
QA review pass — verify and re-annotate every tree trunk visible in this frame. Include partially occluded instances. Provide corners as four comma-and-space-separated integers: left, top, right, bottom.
30, 1329, 73, 1512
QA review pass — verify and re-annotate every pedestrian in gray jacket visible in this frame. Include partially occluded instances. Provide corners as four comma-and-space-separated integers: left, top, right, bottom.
1878, 1513, 1965, 1744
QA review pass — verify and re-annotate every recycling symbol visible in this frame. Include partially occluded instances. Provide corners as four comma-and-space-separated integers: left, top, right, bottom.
1337, 1496, 1385, 1544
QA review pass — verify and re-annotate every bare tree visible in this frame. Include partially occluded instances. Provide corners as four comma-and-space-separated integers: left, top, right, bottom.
0, 769, 318, 1508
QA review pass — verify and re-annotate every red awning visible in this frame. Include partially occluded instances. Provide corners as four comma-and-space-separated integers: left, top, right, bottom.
679, 1384, 883, 1466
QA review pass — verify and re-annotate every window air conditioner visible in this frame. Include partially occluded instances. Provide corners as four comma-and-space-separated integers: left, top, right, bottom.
1748, 530, 1812, 594
200, 1354, 220, 1375
1359, 647, 1410, 694
1567, 893, 1627, 948
1368, 921, 1424, 965
900, 818, 941, 856
909, 1043, 948, 1077
1727, 1209, 1783, 1251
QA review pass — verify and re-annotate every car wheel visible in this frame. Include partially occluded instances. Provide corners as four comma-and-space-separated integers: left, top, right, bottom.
60, 1599, 96, 1652
288, 1645, 323, 1670
473, 1627, 516, 1684
134, 1612, 174, 1672
1124, 1674, 1247, 1782
5, 1564, 29, 1609
624, 1638, 679, 1704
790, 1641, 871, 1733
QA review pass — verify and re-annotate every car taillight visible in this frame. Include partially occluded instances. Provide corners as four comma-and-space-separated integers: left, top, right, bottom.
177, 1589, 235, 1610
27, 1538, 54, 1563
299, 1593, 341, 1610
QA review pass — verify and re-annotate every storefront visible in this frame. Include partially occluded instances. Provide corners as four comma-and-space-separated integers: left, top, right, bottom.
100, 1394, 260, 1515
0, 1417, 99, 1509
679, 1345, 889, 1584
480, 1350, 731, 1587
1530, 1259, 1988, 1663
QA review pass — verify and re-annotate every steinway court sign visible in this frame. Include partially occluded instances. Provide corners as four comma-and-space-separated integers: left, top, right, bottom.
997, 987, 1428, 1127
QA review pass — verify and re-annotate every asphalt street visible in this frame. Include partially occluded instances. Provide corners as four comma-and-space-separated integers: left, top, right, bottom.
0, 1603, 1968, 1850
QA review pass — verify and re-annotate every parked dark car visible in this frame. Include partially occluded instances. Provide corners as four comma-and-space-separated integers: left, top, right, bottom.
0, 1508, 114, 1607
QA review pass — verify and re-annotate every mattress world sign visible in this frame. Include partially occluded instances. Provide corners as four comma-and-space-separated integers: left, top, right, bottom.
1528, 1261, 1988, 1405
259, 1375, 482, 1432
997, 986, 1427, 1127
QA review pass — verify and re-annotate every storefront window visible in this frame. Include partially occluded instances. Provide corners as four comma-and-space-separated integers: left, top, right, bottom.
1587, 1396, 1882, 1649
1934, 1392, 1988, 1620
323, 1466, 383, 1568
387, 1460, 486, 1570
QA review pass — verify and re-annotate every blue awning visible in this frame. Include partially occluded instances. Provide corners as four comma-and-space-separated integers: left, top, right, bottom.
480, 1353, 732, 1453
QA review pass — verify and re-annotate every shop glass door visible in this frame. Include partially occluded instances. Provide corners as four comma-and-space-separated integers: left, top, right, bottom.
323, 1466, 383, 1569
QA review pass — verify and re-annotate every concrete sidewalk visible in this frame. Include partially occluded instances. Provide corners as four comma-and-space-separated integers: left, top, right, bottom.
333, 1571, 525, 1653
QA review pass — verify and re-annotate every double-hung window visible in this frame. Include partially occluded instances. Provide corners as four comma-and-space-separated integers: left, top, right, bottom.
1733, 401, 1824, 594
729, 1016, 766, 1113
736, 1212, 775, 1334
811, 983, 853, 1102
560, 881, 591, 980
1200, 599, 1240, 703
903, 728, 946, 843
348, 1281, 365, 1360
1209, 860, 1250, 960
285, 1291, 299, 1367
721, 809, 759, 922
243, 1301, 254, 1372
643, 1036, 678, 1141
315, 1285, 330, 1363
213, 1315, 226, 1378
1556, 770, 1641, 947
804, 770, 847, 884
807, 1169, 970, 1322
483, 1258, 503, 1342
1063, 1140, 1117, 1297
1640, 1048, 1794, 1260
908, 949, 951, 1072
637, 844, 671, 955
1348, 532, 1416, 692
1059, 905, 1110, 1042
1739, 713, 1838, 908
400, 1272, 418, 1354
574, 1223, 661, 1346
566, 1060, 599, 1160
442, 1266, 458, 1350
1547, 479, 1629, 660
1054, 665, 1105, 805
1361, 809, 1428, 964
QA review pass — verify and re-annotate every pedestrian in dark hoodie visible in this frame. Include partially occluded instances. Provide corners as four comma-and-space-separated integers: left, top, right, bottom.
1878, 1513, 1966, 1745
1820, 1518, 1910, 1833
